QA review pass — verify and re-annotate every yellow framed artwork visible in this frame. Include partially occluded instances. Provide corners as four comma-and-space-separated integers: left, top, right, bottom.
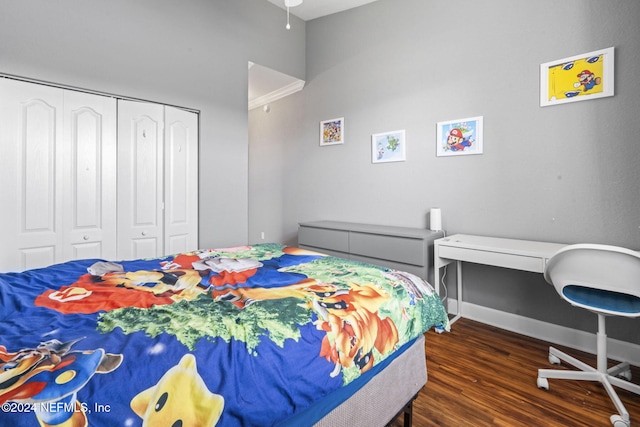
540, 47, 614, 107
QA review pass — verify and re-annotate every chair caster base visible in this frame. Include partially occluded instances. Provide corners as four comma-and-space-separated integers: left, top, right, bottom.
537, 377, 549, 390
617, 369, 632, 381
610, 414, 630, 427
548, 352, 561, 365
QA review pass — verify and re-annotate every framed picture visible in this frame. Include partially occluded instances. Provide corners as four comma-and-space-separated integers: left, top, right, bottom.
320, 117, 344, 146
436, 116, 483, 157
372, 130, 406, 163
540, 47, 614, 107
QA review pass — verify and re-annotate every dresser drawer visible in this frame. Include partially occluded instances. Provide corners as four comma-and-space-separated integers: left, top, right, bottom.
299, 245, 349, 259
298, 226, 349, 253
349, 232, 425, 266
350, 254, 426, 277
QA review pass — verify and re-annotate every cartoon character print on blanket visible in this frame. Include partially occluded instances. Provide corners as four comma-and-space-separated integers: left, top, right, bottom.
31, 243, 445, 400
130, 354, 224, 427
0, 243, 451, 426
213, 278, 399, 376
0, 339, 122, 427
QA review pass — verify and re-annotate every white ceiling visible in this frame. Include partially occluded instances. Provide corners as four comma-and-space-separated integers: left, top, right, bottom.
250, 0, 381, 110
265, 0, 380, 21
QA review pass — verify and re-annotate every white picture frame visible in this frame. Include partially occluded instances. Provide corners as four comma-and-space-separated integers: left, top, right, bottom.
372, 130, 406, 163
540, 47, 614, 107
436, 116, 483, 157
320, 117, 345, 146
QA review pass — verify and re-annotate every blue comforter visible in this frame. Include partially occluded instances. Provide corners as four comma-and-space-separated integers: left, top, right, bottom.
0, 243, 449, 426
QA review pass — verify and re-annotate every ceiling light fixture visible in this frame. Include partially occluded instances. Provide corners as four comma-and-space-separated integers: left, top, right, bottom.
284, 0, 302, 30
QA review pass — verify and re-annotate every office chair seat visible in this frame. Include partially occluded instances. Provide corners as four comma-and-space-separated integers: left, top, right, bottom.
563, 285, 640, 314
537, 244, 640, 427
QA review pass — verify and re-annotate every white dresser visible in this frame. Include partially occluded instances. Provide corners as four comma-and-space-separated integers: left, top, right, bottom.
298, 220, 444, 285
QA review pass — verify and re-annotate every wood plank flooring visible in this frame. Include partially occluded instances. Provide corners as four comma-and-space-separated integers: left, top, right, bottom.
391, 318, 640, 427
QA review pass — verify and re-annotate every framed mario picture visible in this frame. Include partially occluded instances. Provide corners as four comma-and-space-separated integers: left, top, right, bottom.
436, 116, 483, 157
540, 47, 614, 107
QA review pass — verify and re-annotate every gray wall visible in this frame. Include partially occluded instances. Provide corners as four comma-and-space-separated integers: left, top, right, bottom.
249, 0, 640, 343
0, 0, 305, 249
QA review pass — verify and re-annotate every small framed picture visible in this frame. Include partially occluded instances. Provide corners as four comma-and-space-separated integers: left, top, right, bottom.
540, 47, 614, 107
320, 117, 345, 146
436, 116, 483, 157
372, 130, 406, 163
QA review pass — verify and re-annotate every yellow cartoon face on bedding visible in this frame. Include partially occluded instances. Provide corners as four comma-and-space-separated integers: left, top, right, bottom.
130, 353, 224, 427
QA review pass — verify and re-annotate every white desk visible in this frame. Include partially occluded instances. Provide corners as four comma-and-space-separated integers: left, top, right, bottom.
434, 234, 566, 324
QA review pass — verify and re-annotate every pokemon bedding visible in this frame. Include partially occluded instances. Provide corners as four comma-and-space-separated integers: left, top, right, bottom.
0, 243, 449, 427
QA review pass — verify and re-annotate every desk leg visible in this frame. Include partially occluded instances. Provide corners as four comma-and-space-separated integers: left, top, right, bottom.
449, 261, 463, 325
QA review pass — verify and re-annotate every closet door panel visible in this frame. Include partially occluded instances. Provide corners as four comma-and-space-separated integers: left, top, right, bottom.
164, 106, 199, 254
117, 100, 164, 260
23, 98, 58, 233
63, 91, 117, 261
0, 79, 63, 271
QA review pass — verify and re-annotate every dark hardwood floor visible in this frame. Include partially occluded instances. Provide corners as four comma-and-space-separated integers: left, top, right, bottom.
392, 318, 640, 427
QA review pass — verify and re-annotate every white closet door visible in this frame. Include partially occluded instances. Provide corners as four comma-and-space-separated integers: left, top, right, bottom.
0, 79, 118, 272
164, 106, 199, 254
0, 79, 64, 271
117, 100, 164, 260
62, 91, 117, 262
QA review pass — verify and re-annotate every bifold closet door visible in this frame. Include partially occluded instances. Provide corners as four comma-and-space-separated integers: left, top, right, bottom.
117, 101, 199, 260
0, 80, 63, 271
62, 90, 117, 262
164, 106, 198, 254
0, 79, 197, 270
0, 78, 117, 272
117, 100, 165, 260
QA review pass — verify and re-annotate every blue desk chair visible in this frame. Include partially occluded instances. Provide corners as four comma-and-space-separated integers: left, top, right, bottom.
537, 244, 640, 427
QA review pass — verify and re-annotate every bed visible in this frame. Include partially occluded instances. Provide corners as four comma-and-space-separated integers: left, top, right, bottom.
0, 243, 449, 426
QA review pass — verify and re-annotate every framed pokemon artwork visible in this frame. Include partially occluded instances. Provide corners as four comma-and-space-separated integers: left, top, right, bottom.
436, 116, 483, 157
540, 47, 614, 107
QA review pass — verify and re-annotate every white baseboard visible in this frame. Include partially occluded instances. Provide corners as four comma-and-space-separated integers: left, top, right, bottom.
448, 300, 640, 367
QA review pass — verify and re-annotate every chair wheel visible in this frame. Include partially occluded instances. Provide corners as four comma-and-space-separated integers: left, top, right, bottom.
610, 414, 629, 427
617, 370, 632, 381
537, 377, 549, 390
548, 353, 561, 365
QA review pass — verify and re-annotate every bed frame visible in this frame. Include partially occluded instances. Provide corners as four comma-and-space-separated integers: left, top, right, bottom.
314, 334, 427, 426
